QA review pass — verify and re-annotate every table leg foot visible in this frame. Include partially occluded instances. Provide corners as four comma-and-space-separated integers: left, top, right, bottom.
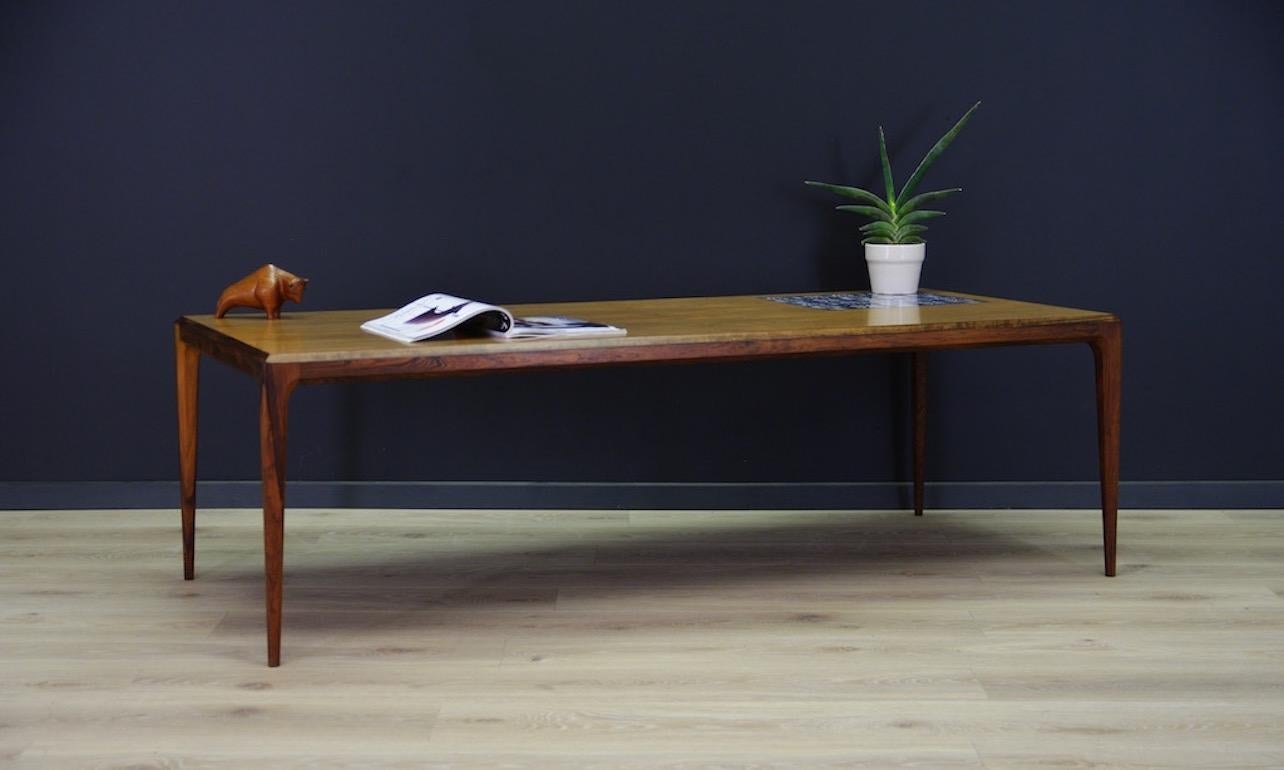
911, 352, 928, 516
260, 364, 297, 667
1091, 323, 1122, 577
175, 326, 200, 580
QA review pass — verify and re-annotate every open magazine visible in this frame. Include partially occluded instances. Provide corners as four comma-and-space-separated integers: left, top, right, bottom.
360, 293, 627, 343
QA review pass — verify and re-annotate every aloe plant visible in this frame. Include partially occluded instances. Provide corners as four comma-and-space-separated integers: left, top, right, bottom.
805, 101, 980, 245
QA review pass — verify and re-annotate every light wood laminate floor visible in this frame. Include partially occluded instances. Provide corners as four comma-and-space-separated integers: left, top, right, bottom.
1, 508, 1281, 769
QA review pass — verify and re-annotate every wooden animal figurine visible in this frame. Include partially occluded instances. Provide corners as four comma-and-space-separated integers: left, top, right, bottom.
214, 264, 309, 319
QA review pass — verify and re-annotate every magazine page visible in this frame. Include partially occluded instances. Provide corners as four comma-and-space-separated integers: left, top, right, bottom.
360, 294, 513, 343
489, 316, 627, 340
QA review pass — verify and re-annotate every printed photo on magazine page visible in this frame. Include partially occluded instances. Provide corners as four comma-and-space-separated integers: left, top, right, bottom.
360, 293, 626, 343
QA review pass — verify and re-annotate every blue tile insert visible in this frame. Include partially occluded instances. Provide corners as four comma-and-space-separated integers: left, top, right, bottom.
765, 291, 980, 310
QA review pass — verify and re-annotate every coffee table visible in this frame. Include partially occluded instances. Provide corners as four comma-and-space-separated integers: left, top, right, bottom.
174, 290, 1121, 666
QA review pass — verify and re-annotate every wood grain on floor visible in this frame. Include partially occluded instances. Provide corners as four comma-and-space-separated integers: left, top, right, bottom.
1, 508, 1281, 769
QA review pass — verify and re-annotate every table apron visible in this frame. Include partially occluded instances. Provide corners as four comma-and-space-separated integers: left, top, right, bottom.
280, 320, 1113, 385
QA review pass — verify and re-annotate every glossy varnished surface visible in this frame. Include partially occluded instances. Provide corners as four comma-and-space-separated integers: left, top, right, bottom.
2, 508, 1279, 768
181, 291, 1115, 366
174, 290, 1122, 666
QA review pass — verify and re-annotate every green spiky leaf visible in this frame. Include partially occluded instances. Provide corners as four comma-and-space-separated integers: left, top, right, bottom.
898, 210, 946, 226
878, 127, 895, 206
860, 221, 897, 236
897, 188, 961, 216
803, 181, 892, 214
896, 101, 980, 205
835, 205, 892, 222
806, 101, 978, 247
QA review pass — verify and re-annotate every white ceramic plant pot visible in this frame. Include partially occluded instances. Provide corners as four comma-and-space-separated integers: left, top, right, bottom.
864, 243, 926, 295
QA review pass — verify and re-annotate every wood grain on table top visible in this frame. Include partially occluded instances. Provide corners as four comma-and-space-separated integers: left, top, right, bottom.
182, 290, 1115, 365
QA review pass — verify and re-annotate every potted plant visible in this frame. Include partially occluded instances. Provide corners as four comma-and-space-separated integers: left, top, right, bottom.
806, 101, 980, 295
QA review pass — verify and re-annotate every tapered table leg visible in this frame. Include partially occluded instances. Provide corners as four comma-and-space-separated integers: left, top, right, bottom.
175, 327, 200, 580
259, 364, 296, 667
1091, 323, 1122, 577
911, 352, 928, 516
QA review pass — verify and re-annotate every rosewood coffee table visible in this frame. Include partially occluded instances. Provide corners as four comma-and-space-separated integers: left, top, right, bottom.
174, 290, 1121, 666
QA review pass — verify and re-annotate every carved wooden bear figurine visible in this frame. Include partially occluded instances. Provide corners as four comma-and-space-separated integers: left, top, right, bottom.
214, 264, 309, 319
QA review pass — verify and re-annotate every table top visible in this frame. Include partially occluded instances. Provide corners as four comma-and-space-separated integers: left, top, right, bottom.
179, 290, 1115, 372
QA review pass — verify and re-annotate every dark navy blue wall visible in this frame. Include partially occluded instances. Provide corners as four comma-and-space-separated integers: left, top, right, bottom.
2, 1, 1281, 489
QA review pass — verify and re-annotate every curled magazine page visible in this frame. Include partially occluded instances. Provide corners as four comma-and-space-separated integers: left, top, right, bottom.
491, 316, 627, 340
360, 293, 513, 343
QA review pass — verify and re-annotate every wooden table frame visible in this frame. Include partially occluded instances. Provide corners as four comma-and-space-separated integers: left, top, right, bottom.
174, 291, 1121, 667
